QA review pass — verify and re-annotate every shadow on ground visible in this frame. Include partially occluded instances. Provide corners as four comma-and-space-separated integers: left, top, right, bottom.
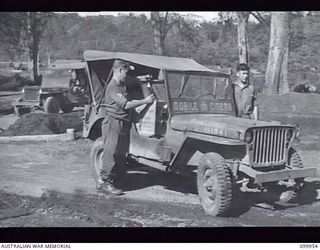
115, 168, 320, 218
115, 167, 197, 195
227, 180, 320, 217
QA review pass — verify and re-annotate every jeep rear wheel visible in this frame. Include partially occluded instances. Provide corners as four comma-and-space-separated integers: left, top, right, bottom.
44, 97, 60, 114
90, 137, 104, 183
197, 153, 232, 216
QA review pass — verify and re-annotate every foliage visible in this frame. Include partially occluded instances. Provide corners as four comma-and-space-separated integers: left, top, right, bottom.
0, 12, 320, 90
0, 12, 51, 83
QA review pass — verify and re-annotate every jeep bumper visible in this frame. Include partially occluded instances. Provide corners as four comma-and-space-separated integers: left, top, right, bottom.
13, 101, 40, 107
239, 165, 317, 184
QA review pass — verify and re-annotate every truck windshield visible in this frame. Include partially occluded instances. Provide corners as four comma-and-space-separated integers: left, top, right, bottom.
167, 71, 234, 115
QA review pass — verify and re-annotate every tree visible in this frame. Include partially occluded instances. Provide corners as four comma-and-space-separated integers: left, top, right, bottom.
0, 12, 50, 83
150, 12, 179, 55
264, 12, 290, 94
26, 12, 51, 83
218, 12, 251, 65
236, 12, 250, 64
0, 12, 26, 61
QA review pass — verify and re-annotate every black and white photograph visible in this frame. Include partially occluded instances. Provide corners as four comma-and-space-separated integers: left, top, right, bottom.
0, 10, 319, 240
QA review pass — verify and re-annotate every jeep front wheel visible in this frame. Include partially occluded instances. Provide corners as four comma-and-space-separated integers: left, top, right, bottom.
197, 153, 232, 216
265, 148, 304, 204
61, 104, 74, 113
13, 105, 30, 117
90, 137, 104, 183
44, 97, 60, 114
13, 97, 31, 117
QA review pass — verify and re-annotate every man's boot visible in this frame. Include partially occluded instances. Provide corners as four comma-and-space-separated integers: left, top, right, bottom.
96, 178, 123, 196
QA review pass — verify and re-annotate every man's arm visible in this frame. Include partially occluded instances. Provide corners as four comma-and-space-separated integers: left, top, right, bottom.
124, 95, 155, 110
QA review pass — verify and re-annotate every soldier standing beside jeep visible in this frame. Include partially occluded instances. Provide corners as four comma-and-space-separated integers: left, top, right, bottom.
233, 63, 256, 119
97, 60, 155, 195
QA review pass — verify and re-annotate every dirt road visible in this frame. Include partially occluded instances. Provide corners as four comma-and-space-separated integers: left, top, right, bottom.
0, 138, 320, 227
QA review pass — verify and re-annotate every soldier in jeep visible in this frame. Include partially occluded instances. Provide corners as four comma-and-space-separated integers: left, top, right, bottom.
232, 63, 256, 119
69, 69, 87, 96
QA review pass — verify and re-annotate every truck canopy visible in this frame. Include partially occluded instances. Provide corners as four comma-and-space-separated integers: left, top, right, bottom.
83, 50, 228, 76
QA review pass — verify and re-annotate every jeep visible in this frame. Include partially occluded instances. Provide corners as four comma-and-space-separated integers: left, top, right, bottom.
12, 60, 89, 116
82, 50, 316, 216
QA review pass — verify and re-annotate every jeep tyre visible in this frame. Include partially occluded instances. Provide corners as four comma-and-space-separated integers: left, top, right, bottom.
266, 148, 304, 204
197, 153, 232, 216
90, 137, 104, 183
279, 148, 304, 203
61, 104, 74, 113
44, 96, 60, 114
13, 97, 31, 117
13, 106, 30, 117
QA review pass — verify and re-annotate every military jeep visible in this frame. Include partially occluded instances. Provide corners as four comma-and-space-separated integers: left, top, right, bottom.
12, 60, 89, 116
82, 50, 316, 216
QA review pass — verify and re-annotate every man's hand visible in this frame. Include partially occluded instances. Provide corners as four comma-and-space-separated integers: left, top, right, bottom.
144, 94, 155, 104
124, 94, 156, 110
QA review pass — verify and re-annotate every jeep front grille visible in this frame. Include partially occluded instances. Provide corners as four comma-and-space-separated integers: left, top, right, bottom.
251, 128, 288, 167
23, 89, 39, 101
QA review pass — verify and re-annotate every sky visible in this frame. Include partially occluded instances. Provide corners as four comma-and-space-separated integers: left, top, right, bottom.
75, 11, 220, 22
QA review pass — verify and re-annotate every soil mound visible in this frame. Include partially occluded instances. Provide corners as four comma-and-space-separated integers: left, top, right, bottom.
0, 73, 35, 91
0, 112, 83, 136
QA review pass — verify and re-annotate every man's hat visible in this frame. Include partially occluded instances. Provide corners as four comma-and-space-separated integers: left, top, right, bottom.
113, 59, 135, 71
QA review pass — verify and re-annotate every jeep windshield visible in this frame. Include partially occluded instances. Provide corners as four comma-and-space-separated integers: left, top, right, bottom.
41, 69, 71, 89
167, 71, 235, 115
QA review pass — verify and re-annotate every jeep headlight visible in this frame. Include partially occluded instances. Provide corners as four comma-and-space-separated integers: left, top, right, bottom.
21, 88, 25, 93
39, 89, 42, 94
244, 130, 254, 143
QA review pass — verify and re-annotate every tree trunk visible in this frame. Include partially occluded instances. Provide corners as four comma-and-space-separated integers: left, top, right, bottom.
153, 26, 164, 55
32, 44, 39, 84
151, 12, 166, 56
236, 12, 250, 64
264, 12, 290, 94
279, 40, 289, 93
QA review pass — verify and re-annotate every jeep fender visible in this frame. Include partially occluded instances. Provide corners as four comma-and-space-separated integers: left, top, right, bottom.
169, 132, 246, 171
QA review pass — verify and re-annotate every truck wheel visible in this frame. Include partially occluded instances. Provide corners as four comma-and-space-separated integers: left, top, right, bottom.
61, 104, 74, 113
197, 153, 232, 216
44, 97, 60, 114
90, 137, 104, 183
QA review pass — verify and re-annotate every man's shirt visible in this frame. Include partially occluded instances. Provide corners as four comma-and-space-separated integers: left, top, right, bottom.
233, 82, 256, 118
104, 79, 129, 120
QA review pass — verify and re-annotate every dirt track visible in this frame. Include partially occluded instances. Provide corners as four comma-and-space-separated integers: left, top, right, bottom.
0, 138, 320, 227
0, 92, 320, 227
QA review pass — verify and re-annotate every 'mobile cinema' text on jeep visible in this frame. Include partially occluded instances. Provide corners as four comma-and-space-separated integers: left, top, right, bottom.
82, 50, 316, 216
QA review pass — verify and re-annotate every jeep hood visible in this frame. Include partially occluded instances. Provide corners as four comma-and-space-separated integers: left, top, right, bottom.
170, 114, 294, 141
